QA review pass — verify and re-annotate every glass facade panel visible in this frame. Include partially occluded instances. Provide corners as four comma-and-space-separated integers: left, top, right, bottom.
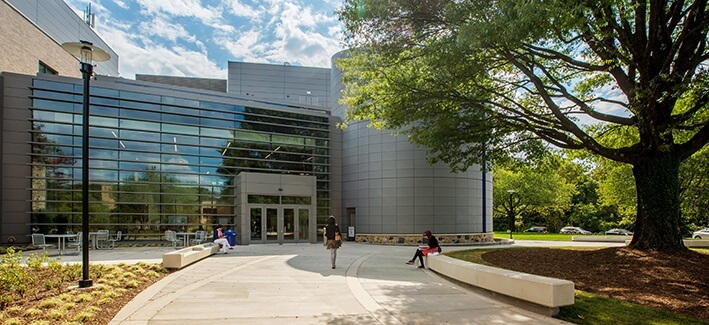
30, 77, 330, 236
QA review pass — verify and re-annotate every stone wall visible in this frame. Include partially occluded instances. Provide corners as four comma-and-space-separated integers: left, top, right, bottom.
354, 233, 496, 245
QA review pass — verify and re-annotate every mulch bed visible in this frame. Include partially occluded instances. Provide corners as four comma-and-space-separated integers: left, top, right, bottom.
482, 247, 709, 322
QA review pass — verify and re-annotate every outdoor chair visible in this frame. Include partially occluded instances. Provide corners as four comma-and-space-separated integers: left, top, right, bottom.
107, 230, 122, 249
96, 230, 110, 249
31, 233, 56, 253
190, 230, 207, 245
67, 232, 82, 254
165, 230, 182, 249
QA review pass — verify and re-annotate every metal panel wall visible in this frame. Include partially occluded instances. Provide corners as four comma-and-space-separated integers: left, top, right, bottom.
227, 61, 330, 108
0, 73, 33, 243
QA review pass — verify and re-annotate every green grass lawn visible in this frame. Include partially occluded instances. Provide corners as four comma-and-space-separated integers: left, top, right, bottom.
493, 232, 575, 241
557, 291, 708, 325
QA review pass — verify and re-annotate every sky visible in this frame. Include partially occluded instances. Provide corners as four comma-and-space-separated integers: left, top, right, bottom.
65, 0, 345, 79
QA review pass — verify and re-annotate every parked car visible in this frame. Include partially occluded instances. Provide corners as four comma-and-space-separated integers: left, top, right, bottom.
524, 226, 548, 233
605, 228, 633, 236
693, 228, 709, 239
560, 226, 592, 235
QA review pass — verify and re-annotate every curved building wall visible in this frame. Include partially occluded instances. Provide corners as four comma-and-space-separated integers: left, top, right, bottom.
331, 51, 493, 242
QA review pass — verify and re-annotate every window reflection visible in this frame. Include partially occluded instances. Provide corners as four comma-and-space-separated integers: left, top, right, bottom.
29, 80, 330, 234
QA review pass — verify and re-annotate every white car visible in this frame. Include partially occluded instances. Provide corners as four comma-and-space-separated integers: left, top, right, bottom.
693, 228, 709, 239
560, 226, 592, 235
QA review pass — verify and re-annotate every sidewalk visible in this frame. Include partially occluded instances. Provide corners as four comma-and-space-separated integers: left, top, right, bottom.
60, 242, 573, 325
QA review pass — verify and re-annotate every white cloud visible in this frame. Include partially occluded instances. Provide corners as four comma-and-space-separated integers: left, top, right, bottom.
66, 0, 344, 78
96, 19, 226, 79
266, 2, 342, 67
224, 0, 264, 21
216, 29, 269, 63
112, 0, 129, 9
135, 0, 234, 33
214, 1, 343, 67
138, 18, 194, 43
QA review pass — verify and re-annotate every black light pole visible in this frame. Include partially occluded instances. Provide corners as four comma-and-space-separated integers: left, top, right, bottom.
481, 143, 487, 234
507, 189, 517, 240
61, 40, 110, 288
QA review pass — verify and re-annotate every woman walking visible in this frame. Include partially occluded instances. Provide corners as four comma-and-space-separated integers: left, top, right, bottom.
324, 216, 343, 269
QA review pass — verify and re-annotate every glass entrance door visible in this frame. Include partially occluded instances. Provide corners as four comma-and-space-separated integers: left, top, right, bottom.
249, 206, 310, 243
283, 208, 295, 241
266, 208, 278, 241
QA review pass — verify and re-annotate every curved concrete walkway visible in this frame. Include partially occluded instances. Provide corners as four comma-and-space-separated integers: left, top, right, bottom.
106, 243, 573, 324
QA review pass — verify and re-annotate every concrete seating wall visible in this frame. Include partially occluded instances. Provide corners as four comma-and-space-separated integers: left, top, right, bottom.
162, 243, 220, 269
684, 240, 709, 248
572, 235, 630, 242
622, 239, 709, 248
426, 254, 575, 316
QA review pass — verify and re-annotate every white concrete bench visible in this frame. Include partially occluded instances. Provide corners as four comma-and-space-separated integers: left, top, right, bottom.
162, 243, 220, 270
623, 239, 709, 248
426, 254, 574, 316
572, 235, 629, 242
684, 240, 709, 248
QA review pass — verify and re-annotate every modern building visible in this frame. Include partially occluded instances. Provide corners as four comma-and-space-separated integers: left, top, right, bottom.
0, 0, 492, 246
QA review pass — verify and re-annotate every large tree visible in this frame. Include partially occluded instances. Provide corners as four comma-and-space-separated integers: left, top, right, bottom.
337, 0, 709, 250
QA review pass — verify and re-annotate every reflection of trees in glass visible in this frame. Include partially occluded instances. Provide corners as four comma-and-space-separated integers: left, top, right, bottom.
31, 123, 77, 233
111, 166, 200, 230
216, 107, 330, 180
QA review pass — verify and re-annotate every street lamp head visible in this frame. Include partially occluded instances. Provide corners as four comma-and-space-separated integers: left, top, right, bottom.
61, 40, 111, 64
507, 189, 516, 194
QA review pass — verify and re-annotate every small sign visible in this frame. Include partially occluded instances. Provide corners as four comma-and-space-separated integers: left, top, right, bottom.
348, 226, 355, 238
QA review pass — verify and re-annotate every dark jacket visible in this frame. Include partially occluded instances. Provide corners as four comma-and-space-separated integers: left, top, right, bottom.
325, 224, 341, 240
427, 235, 440, 251
213, 228, 223, 240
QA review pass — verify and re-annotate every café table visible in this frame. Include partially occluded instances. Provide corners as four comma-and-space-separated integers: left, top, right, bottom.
44, 233, 78, 255
176, 232, 196, 247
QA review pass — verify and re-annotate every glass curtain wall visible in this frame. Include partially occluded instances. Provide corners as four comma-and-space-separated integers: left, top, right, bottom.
29, 78, 330, 237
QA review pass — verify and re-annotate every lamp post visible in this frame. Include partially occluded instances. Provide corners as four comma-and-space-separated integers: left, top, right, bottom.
507, 189, 517, 239
61, 40, 110, 288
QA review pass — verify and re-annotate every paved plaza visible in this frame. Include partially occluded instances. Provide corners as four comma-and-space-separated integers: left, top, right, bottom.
26, 241, 623, 324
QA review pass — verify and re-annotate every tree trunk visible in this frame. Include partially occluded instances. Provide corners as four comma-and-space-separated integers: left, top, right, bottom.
629, 153, 685, 251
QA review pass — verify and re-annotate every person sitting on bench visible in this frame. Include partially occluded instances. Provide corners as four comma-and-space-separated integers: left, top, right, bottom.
406, 230, 441, 269
213, 225, 233, 254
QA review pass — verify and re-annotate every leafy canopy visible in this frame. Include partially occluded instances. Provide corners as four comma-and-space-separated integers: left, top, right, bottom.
337, 0, 709, 170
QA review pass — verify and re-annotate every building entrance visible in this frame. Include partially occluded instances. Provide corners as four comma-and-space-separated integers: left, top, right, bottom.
249, 206, 310, 244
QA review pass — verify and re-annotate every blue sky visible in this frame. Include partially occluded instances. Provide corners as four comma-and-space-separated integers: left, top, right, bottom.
65, 0, 345, 79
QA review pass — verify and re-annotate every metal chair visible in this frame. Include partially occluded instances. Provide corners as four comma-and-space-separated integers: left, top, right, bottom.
96, 230, 110, 249
190, 230, 207, 245
67, 232, 82, 254
31, 233, 56, 253
107, 230, 122, 249
165, 230, 182, 249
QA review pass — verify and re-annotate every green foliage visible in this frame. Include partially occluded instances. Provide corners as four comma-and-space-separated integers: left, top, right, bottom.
0, 248, 36, 307
0, 255, 168, 324
338, 0, 709, 250
492, 151, 577, 232
679, 146, 709, 231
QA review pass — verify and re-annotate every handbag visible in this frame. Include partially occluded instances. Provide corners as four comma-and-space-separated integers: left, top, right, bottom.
335, 232, 342, 242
